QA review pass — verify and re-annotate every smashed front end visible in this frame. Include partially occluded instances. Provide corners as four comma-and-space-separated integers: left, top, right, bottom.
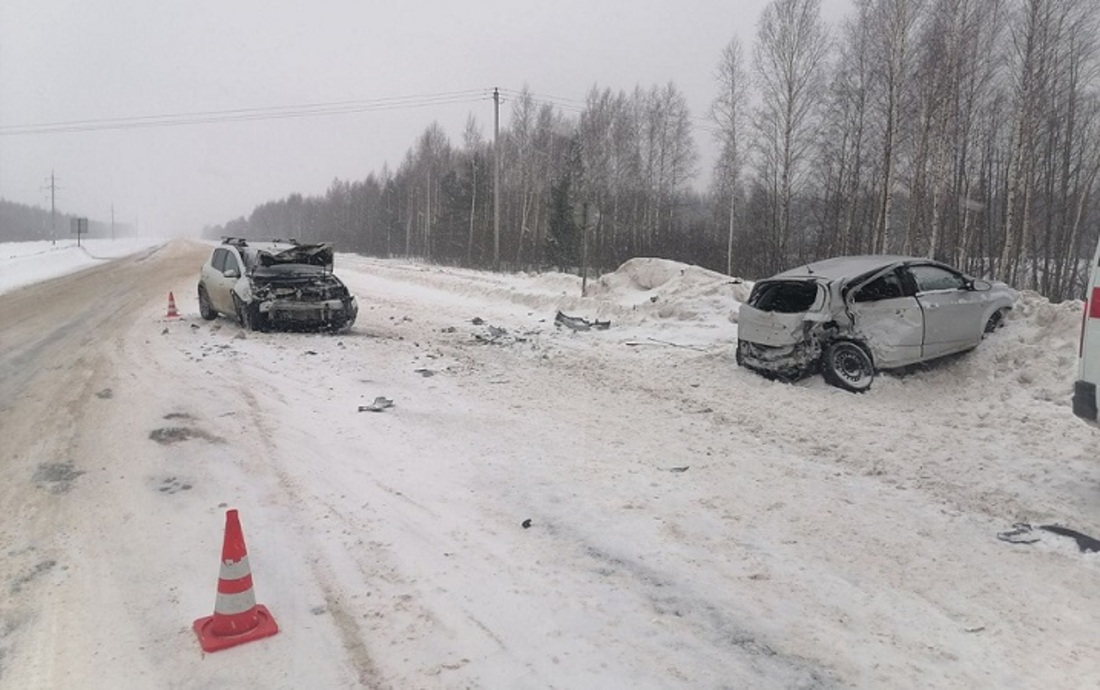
735, 279, 833, 379
243, 243, 358, 331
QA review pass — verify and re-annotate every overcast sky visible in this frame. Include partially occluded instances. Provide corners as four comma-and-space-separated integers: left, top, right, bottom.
0, 0, 851, 237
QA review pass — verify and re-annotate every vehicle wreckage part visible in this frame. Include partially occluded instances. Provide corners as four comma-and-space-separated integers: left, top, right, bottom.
822, 340, 875, 393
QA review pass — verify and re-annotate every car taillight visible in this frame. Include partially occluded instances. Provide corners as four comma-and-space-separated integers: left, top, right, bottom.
1083, 287, 1100, 356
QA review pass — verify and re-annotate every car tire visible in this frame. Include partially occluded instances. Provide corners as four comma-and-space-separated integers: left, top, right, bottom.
822, 340, 875, 393
233, 294, 260, 332
984, 308, 1008, 336
197, 285, 217, 321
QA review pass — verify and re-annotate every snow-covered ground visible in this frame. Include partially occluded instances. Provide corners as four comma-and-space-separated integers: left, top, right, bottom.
1, 239, 1098, 689
0, 238, 167, 295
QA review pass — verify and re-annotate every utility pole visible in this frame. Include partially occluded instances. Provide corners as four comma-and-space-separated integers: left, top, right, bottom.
43, 170, 58, 245
493, 86, 500, 271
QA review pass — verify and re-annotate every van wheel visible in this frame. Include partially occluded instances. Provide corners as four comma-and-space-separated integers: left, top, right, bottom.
822, 341, 875, 393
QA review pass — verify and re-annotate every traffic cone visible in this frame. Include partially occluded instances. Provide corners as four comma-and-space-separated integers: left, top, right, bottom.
193, 509, 278, 653
166, 292, 179, 319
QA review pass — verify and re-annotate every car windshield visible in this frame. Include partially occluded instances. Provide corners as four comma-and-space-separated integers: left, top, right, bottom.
748, 280, 820, 313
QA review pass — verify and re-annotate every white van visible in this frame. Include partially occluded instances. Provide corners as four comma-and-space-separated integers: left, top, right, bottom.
1074, 239, 1100, 426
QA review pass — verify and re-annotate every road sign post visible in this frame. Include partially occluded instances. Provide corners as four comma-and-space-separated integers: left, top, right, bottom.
70, 217, 88, 247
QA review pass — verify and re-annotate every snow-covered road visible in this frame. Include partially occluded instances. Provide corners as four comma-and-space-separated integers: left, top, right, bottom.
1, 239, 1098, 689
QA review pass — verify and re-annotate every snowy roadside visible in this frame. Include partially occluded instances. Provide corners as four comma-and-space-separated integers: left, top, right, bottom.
0, 238, 167, 295
2, 241, 1099, 688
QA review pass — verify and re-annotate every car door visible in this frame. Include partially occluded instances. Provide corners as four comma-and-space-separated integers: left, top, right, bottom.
847, 268, 924, 367
906, 263, 986, 358
205, 248, 240, 314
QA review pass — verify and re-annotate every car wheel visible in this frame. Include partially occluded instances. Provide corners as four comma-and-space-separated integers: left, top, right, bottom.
197, 285, 217, 321
233, 295, 260, 331
984, 308, 1007, 335
822, 341, 875, 393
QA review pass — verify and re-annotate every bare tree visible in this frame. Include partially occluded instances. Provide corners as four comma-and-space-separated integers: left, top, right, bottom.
711, 37, 750, 275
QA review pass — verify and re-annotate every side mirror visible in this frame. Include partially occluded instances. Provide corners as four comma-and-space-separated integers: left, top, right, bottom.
970, 279, 992, 292
224, 268, 240, 279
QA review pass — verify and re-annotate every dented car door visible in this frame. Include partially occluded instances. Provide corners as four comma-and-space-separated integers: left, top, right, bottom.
847, 268, 924, 368
906, 264, 986, 358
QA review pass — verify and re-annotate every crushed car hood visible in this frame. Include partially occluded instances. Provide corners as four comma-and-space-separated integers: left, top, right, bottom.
256, 243, 334, 269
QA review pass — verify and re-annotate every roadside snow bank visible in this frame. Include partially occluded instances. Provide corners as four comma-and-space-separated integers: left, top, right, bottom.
0, 238, 167, 295
586, 257, 752, 324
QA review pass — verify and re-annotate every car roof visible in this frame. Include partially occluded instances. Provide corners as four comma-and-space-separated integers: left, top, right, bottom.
772, 255, 920, 281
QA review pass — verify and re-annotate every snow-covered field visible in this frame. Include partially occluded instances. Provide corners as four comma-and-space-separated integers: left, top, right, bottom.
1, 239, 1098, 689
0, 238, 167, 295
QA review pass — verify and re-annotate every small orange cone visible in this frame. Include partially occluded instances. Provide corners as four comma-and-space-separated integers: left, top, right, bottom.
166, 292, 179, 319
193, 509, 278, 653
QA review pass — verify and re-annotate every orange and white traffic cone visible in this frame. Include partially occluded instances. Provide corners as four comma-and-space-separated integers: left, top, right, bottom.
193, 509, 278, 653
166, 292, 179, 319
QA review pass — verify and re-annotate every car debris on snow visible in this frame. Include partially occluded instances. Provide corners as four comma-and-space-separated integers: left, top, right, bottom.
472, 324, 539, 346
997, 522, 1100, 552
554, 311, 610, 331
358, 396, 394, 412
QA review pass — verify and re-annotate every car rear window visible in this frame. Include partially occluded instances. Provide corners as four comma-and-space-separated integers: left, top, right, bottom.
748, 280, 820, 313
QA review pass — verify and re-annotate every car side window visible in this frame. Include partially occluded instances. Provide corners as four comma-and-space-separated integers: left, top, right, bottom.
211, 249, 227, 272
223, 253, 240, 275
909, 265, 967, 292
854, 271, 904, 302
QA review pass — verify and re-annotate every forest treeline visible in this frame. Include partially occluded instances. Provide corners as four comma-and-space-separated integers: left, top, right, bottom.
204, 0, 1100, 302
0, 199, 123, 242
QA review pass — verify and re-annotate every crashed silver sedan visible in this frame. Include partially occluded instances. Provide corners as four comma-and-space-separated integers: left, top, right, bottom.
736, 255, 1017, 392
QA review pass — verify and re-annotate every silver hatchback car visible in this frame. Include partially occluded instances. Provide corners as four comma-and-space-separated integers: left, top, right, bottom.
736, 255, 1017, 392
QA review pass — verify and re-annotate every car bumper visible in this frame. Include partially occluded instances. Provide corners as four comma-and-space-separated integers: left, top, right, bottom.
1073, 380, 1098, 425
259, 297, 358, 327
737, 338, 820, 379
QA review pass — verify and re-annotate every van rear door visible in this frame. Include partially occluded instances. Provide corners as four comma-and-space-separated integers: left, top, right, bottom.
1074, 240, 1100, 425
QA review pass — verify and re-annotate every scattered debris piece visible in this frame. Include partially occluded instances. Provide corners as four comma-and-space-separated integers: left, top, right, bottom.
554, 311, 610, 331
161, 327, 169, 335
666, 466, 690, 473
304, 350, 318, 356
1039, 524, 1100, 552
473, 324, 538, 346
359, 397, 395, 413
964, 626, 986, 633
997, 523, 1040, 544
997, 522, 1100, 552
521, 519, 533, 529
442, 326, 457, 333
95, 388, 113, 399
471, 317, 485, 325
414, 368, 436, 378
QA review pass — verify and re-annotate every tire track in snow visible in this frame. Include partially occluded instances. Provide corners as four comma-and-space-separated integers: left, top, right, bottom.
235, 384, 387, 688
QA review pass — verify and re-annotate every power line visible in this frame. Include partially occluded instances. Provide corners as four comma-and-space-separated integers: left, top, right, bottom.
0, 89, 493, 136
